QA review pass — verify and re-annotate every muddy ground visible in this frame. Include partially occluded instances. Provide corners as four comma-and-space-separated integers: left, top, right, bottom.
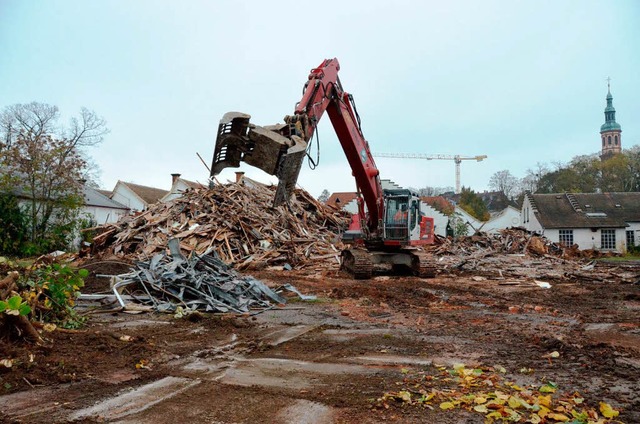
0, 260, 639, 423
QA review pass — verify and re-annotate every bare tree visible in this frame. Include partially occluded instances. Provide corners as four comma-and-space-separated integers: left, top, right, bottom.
520, 162, 550, 193
318, 189, 330, 203
0, 102, 108, 152
488, 170, 519, 199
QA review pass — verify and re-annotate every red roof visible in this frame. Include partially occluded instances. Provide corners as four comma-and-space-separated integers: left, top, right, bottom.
326, 192, 358, 209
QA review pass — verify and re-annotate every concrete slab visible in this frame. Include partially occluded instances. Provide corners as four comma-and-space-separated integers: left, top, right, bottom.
68, 376, 201, 421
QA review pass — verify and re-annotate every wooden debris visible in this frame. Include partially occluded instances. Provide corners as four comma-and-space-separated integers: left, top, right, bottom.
431, 228, 639, 283
89, 182, 349, 269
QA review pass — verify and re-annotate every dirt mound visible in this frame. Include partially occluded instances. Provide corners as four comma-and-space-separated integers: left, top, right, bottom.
89, 182, 349, 269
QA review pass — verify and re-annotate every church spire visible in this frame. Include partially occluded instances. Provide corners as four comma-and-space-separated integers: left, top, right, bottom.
600, 77, 622, 159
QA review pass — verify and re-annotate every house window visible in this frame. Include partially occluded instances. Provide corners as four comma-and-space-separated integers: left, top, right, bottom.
601, 229, 616, 250
615, 135, 618, 145
627, 230, 635, 248
608, 136, 612, 145
558, 229, 573, 246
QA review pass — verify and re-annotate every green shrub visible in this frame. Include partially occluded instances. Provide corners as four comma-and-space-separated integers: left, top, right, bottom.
0, 193, 27, 255
26, 263, 88, 328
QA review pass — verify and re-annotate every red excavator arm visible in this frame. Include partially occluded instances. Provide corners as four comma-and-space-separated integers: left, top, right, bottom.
210, 58, 384, 237
287, 58, 384, 236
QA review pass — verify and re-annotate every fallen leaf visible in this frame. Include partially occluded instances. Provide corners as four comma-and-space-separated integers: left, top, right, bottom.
599, 402, 619, 419
439, 401, 455, 410
474, 396, 487, 404
0, 359, 13, 368
546, 412, 569, 421
473, 404, 488, 413
398, 391, 411, 402
43, 323, 56, 332
539, 384, 557, 393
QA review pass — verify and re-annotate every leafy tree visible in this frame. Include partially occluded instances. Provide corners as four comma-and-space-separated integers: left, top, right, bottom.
600, 153, 633, 192
0, 102, 107, 254
449, 212, 469, 237
1, 133, 85, 252
537, 168, 582, 193
0, 193, 27, 255
489, 170, 520, 199
318, 189, 330, 203
458, 186, 490, 221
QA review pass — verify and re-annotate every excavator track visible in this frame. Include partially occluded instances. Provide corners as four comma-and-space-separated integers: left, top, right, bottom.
411, 252, 437, 278
340, 249, 373, 280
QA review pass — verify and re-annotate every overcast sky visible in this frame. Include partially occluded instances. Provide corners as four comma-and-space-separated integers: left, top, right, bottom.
1, 0, 639, 197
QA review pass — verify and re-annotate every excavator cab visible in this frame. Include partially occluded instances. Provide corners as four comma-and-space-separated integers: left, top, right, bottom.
383, 190, 414, 242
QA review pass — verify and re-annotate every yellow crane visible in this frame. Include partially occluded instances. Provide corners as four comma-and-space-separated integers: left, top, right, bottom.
372, 153, 488, 194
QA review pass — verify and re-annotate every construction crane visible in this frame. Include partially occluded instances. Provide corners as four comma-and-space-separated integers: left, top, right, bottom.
373, 153, 488, 194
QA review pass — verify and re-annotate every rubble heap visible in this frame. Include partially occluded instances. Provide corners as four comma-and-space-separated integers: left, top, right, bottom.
432, 227, 586, 258
90, 182, 349, 269
431, 228, 638, 283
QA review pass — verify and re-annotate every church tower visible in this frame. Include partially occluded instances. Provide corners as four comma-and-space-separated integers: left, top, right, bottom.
600, 78, 622, 159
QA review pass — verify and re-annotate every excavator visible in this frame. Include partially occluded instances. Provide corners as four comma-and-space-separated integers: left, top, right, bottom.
209, 58, 435, 279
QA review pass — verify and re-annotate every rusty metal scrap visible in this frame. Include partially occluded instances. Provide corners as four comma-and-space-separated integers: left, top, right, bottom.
89, 182, 349, 269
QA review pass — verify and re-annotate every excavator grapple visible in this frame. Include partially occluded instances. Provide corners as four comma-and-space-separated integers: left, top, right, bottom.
210, 112, 307, 206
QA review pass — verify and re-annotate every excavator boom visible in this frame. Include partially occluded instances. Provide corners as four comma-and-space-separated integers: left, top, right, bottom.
210, 58, 383, 236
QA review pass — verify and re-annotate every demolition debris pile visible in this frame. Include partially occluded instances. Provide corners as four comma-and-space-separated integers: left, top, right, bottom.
90, 182, 349, 269
432, 228, 638, 283
433, 227, 584, 258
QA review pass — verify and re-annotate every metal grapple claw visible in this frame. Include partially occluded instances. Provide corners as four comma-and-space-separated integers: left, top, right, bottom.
210, 112, 308, 207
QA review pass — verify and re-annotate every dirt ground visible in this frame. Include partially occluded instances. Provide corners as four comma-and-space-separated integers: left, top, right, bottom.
0, 259, 639, 423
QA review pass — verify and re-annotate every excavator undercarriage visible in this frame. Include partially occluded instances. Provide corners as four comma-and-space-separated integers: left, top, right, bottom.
340, 248, 436, 280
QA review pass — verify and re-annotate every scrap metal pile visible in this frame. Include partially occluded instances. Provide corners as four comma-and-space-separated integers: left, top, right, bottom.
111, 246, 294, 313
90, 181, 349, 270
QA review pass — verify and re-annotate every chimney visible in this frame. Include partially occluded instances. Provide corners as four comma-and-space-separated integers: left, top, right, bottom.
235, 172, 245, 183
171, 173, 181, 184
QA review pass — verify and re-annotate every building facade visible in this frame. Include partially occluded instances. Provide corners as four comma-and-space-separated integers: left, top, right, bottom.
521, 192, 640, 253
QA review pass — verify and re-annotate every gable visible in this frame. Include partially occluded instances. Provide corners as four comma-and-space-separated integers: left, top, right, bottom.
118, 181, 168, 205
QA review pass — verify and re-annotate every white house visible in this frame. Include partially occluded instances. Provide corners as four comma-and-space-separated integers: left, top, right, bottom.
521, 192, 640, 253
452, 206, 484, 233
483, 206, 522, 234
80, 185, 129, 225
111, 181, 168, 211
161, 173, 206, 203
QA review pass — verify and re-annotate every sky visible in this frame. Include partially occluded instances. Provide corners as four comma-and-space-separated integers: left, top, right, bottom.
1, 0, 639, 198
